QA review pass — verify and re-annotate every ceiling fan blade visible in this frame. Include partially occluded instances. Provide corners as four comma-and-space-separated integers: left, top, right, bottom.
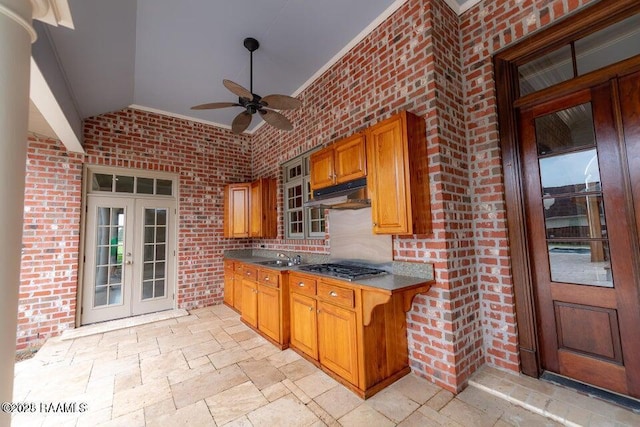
260, 94, 302, 110
259, 109, 293, 131
223, 79, 253, 99
232, 111, 252, 134
190, 102, 239, 110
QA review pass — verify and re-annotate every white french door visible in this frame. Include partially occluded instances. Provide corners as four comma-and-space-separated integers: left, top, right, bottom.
82, 195, 176, 324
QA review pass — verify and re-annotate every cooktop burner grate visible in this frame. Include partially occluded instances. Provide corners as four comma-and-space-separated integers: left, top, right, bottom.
297, 263, 387, 281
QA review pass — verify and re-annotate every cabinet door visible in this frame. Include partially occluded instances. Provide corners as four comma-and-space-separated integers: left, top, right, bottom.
318, 301, 358, 385
257, 284, 280, 342
366, 114, 410, 234
310, 147, 335, 190
223, 273, 234, 306
241, 279, 258, 328
335, 134, 366, 184
233, 274, 243, 311
250, 180, 263, 238
224, 183, 250, 238
290, 292, 318, 359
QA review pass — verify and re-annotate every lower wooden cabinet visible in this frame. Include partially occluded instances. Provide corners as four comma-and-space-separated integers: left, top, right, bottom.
257, 283, 280, 342
241, 279, 258, 328
223, 260, 235, 307
290, 292, 318, 359
224, 261, 289, 349
288, 271, 432, 398
317, 300, 358, 385
224, 260, 243, 312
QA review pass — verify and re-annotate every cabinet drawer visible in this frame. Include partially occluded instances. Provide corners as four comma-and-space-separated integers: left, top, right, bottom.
258, 269, 280, 288
290, 274, 317, 296
317, 282, 354, 309
242, 266, 258, 281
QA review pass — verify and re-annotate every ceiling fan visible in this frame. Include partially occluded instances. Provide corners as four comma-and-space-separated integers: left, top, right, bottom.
191, 37, 302, 134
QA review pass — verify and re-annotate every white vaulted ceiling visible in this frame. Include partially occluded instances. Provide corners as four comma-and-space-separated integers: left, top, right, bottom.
41, 0, 480, 133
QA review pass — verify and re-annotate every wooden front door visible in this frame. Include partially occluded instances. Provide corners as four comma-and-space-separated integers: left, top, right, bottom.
519, 71, 640, 397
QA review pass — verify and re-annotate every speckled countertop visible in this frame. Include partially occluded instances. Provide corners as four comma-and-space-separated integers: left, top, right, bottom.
224, 249, 434, 293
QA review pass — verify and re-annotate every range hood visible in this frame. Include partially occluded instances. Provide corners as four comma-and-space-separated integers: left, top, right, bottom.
304, 177, 370, 209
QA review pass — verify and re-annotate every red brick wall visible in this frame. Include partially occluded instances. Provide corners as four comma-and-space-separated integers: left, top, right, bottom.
460, 0, 598, 373
83, 109, 253, 308
18, 135, 83, 350
18, 109, 253, 349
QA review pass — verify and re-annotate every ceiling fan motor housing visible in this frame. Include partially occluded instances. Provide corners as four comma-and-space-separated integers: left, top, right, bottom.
243, 37, 259, 52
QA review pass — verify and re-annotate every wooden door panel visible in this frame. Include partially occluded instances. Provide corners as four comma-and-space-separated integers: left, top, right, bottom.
233, 274, 243, 311
334, 134, 366, 183
558, 351, 627, 395
257, 284, 280, 342
290, 292, 318, 359
241, 280, 258, 328
310, 148, 335, 190
553, 302, 622, 362
366, 118, 409, 233
318, 302, 358, 385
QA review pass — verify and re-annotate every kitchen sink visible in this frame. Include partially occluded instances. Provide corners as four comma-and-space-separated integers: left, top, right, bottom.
256, 259, 295, 267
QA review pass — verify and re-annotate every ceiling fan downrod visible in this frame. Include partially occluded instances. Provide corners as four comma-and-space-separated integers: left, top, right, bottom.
243, 37, 259, 96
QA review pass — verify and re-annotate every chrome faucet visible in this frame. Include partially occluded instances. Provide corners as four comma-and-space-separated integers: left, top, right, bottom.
277, 252, 302, 265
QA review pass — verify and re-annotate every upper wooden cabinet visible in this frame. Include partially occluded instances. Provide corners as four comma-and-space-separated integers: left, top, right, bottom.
366, 111, 431, 235
250, 178, 277, 238
223, 183, 250, 238
224, 178, 276, 238
310, 133, 366, 191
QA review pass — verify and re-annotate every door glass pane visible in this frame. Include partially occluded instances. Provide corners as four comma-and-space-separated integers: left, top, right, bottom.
575, 13, 640, 76
519, 45, 574, 96
141, 208, 169, 300
137, 178, 154, 194
154, 280, 165, 298
548, 242, 612, 287
534, 103, 595, 155
535, 103, 612, 288
92, 174, 113, 191
156, 179, 173, 195
539, 149, 600, 193
142, 281, 154, 299
115, 175, 134, 193
94, 207, 124, 307
544, 195, 605, 239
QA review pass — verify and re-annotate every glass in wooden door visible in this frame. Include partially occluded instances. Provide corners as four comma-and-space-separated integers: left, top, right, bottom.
82, 198, 134, 324
132, 199, 175, 315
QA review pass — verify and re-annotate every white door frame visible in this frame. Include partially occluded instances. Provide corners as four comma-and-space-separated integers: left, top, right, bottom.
78, 165, 178, 325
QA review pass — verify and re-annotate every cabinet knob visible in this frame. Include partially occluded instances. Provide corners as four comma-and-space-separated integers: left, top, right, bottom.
329, 291, 338, 297
298, 282, 305, 287
308, 306, 313, 311
264, 276, 270, 281
373, 222, 378, 227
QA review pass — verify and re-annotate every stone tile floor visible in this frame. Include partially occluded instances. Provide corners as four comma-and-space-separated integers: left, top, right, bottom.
11, 305, 640, 426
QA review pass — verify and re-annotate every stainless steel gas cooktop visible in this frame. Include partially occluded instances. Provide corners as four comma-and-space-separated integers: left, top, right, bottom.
296, 263, 387, 281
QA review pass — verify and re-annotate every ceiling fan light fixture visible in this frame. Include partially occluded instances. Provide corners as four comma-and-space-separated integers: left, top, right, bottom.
191, 37, 302, 134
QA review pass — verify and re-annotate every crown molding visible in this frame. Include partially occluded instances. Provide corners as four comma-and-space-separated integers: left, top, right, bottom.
31, 0, 74, 29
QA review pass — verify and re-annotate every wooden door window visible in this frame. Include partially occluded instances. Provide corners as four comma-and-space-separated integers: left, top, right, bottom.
532, 102, 612, 288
